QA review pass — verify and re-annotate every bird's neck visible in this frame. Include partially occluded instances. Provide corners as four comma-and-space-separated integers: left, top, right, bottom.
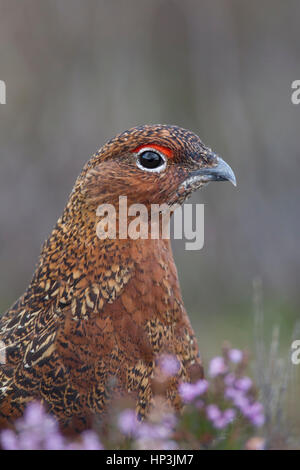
28, 193, 180, 316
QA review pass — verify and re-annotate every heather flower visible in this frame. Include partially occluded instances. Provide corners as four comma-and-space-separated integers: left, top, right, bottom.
206, 405, 236, 429
161, 413, 178, 430
0, 402, 103, 450
80, 430, 104, 450
234, 395, 250, 411
137, 436, 178, 450
228, 349, 243, 364
0, 345, 266, 451
137, 422, 170, 440
118, 409, 139, 436
9, 402, 63, 450
225, 387, 249, 410
179, 379, 208, 403
195, 399, 204, 410
208, 356, 227, 377
248, 402, 264, 415
250, 413, 265, 428
195, 379, 209, 395
16, 401, 58, 435
0, 429, 18, 450
224, 373, 236, 387
44, 432, 65, 450
212, 417, 226, 429
225, 393, 265, 428
242, 402, 265, 428
223, 408, 236, 422
178, 382, 196, 403
235, 377, 252, 392
118, 408, 176, 449
159, 354, 180, 377
206, 404, 221, 421
159, 440, 178, 450
133, 411, 177, 450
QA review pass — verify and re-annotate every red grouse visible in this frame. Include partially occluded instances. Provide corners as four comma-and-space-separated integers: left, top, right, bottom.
0, 125, 236, 433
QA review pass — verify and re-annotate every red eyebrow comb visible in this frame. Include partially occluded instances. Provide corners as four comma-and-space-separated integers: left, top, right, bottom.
132, 144, 174, 159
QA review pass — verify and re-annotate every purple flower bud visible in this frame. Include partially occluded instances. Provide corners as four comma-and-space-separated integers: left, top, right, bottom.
206, 404, 221, 421
233, 393, 250, 411
137, 422, 171, 441
195, 399, 204, 410
159, 354, 180, 377
251, 413, 265, 428
178, 382, 197, 403
161, 440, 178, 450
213, 417, 228, 429
44, 432, 65, 450
209, 357, 227, 377
194, 379, 209, 395
179, 379, 208, 403
238, 400, 265, 427
228, 349, 243, 363
223, 408, 236, 423
19, 431, 41, 450
243, 402, 265, 427
224, 373, 236, 387
248, 402, 264, 415
80, 430, 103, 450
0, 402, 104, 450
206, 405, 236, 429
118, 409, 139, 436
225, 387, 240, 401
0, 429, 19, 450
235, 377, 252, 392
162, 413, 177, 430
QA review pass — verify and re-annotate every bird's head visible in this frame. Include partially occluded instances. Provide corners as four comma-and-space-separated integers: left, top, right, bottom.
79, 124, 236, 210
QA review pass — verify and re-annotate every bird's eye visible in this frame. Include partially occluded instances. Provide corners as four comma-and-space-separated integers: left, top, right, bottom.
137, 150, 166, 172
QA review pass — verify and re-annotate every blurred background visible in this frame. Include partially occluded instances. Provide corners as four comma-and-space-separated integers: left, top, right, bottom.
0, 0, 299, 431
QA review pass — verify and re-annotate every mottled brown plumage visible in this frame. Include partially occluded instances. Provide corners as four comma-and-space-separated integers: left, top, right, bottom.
0, 124, 235, 433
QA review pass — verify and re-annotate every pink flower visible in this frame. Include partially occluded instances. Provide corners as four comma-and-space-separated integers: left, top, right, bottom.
194, 379, 209, 395
235, 377, 252, 392
178, 382, 197, 403
213, 417, 228, 429
0, 429, 18, 450
224, 373, 236, 386
80, 430, 104, 450
195, 399, 204, 410
208, 356, 227, 377
206, 405, 236, 429
228, 349, 243, 363
118, 409, 139, 436
223, 408, 236, 423
251, 413, 265, 428
0, 402, 104, 450
179, 379, 208, 403
159, 354, 180, 377
206, 404, 221, 421
244, 402, 265, 427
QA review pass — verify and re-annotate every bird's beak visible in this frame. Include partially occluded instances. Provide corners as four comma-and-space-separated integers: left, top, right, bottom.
187, 155, 237, 187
